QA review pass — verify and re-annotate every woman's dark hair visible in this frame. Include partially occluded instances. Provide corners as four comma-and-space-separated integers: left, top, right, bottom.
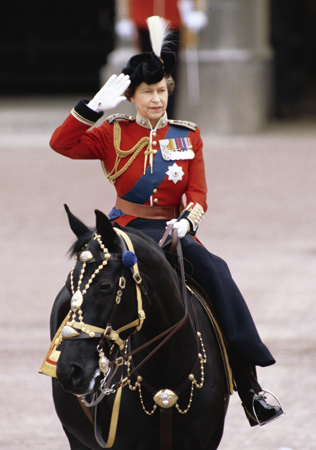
124, 74, 175, 101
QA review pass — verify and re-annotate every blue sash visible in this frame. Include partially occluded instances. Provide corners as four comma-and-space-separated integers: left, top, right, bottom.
108, 125, 190, 220
122, 125, 190, 203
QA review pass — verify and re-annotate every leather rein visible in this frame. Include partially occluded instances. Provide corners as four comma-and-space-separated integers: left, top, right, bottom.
94, 226, 202, 450
97, 226, 190, 395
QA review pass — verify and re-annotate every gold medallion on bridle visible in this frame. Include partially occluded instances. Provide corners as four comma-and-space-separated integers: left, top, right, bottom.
153, 389, 178, 408
71, 290, 83, 311
80, 250, 93, 262
61, 325, 80, 338
99, 355, 110, 375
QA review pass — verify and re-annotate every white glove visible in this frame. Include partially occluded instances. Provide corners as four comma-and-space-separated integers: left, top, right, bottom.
178, 0, 208, 33
166, 219, 190, 239
88, 74, 131, 113
115, 19, 137, 41
185, 10, 208, 32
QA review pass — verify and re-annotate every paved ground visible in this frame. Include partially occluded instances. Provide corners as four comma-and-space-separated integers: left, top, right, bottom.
1, 97, 316, 450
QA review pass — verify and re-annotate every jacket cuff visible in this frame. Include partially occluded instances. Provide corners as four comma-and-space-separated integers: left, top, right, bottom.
177, 202, 204, 235
71, 100, 103, 127
187, 203, 205, 235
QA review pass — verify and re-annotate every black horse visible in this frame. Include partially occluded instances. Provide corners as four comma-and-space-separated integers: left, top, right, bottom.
50, 207, 230, 450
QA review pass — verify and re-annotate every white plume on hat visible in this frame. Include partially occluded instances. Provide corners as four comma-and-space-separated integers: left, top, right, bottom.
146, 16, 171, 58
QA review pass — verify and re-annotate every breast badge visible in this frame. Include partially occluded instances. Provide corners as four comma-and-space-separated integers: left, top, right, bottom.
166, 162, 185, 184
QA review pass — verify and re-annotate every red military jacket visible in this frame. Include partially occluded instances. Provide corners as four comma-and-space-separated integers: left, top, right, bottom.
50, 100, 207, 226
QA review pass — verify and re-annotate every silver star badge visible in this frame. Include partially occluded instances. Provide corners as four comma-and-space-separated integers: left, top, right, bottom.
166, 162, 184, 184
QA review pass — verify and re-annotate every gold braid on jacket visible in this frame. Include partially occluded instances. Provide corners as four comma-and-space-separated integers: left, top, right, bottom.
101, 122, 150, 184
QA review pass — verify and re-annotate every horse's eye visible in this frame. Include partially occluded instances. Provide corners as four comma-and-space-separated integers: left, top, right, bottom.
99, 282, 113, 292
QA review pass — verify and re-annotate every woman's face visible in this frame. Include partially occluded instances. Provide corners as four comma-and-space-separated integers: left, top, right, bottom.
130, 79, 169, 127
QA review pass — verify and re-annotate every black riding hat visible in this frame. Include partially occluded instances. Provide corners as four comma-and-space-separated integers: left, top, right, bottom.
122, 51, 175, 87
121, 16, 176, 88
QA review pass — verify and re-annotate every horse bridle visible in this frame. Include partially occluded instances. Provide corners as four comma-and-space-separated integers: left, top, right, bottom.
59, 225, 205, 449
60, 227, 189, 397
60, 228, 148, 380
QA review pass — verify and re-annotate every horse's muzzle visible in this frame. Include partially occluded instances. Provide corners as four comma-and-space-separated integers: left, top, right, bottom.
57, 363, 101, 396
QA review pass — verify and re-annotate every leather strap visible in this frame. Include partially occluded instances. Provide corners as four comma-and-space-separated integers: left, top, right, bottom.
128, 299, 202, 398
94, 372, 124, 448
87, 228, 191, 448
159, 222, 175, 249
245, 368, 262, 394
78, 397, 93, 424
114, 228, 145, 332
115, 197, 180, 220
160, 408, 173, 450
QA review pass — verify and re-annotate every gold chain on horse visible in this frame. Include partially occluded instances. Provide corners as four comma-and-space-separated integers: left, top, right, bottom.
123, 331, 207, 415
67, 234, 111, 335
55, 233, 112, 348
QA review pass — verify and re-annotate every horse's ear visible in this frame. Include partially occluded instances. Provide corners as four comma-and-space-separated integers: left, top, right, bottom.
64, 204, 90, 237
95, 210, 118, 251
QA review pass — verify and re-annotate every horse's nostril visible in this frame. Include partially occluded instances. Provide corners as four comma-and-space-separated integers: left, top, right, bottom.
69, 364, 84, 386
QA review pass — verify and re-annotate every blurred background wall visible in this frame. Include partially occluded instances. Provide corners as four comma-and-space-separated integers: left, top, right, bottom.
0, 0, 115, 94
1, 0, 316, 133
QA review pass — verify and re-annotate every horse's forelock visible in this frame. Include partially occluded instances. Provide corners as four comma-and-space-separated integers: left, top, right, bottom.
68, 230, 95, 257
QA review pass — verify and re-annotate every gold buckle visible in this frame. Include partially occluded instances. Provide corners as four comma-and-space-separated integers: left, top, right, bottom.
116, 357, 124, 366
136, 310, 146, 331
104, 326, 112, 337
104, 325, 113, 338
104, 326, 118, 342
119, 277, 126, 289
133, 272, 142, 284
121, 377, 129, 388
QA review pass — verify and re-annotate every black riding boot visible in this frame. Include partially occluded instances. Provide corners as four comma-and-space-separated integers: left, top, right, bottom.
233, 365, 284, 427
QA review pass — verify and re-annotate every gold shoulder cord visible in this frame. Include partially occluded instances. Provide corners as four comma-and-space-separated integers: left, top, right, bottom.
101, 122, 150, 184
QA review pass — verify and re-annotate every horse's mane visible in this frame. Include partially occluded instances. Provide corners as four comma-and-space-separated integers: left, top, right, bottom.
114, 223, 166, 257
67, 223, 165, 260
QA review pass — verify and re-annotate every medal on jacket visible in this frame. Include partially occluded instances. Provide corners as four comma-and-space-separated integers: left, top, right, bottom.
159, 137, 195, 161
166, 162, 185, 184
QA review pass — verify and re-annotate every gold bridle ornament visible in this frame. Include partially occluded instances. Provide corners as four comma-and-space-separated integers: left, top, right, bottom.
57, 229, 146, 352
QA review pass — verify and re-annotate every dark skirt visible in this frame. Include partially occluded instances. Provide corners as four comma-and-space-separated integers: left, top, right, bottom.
126, 218, 275, 368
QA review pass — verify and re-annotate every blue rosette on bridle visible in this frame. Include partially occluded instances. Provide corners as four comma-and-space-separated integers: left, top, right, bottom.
122, 251, 137, 268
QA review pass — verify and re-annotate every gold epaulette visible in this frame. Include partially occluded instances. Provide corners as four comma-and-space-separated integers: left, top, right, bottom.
168, 119, 197, 131
106, 113, 135, 124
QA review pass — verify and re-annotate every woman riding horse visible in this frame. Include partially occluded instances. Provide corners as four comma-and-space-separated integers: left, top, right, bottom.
50, 16, 283, 427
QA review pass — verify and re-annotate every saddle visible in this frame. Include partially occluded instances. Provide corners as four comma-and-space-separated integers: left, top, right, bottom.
159, 226, 233, 397
186, 281, 234, 396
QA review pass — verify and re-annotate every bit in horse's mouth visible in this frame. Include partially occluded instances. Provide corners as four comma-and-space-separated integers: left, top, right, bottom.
76, 368, 101, 397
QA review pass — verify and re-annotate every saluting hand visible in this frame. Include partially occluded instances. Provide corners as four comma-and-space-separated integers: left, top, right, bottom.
88, 74, 131, 113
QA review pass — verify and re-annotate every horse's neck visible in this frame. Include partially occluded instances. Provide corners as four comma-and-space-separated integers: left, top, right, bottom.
130, 240, 200, 381
134, 277, 199, 384
144, 272, 188, 336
